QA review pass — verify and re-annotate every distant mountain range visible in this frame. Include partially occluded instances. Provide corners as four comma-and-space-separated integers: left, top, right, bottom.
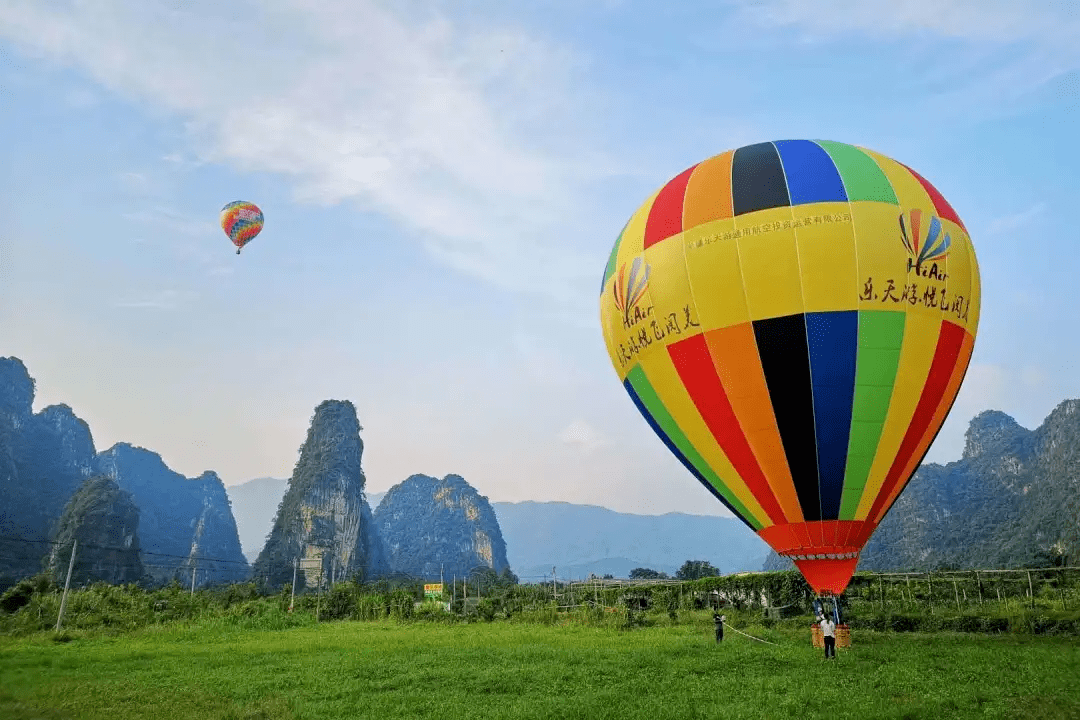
227, 480, 772, 578
9, 349, 1077, 589
233, 400, 1080, 580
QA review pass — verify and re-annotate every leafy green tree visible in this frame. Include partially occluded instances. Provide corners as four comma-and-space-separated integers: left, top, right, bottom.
676, 560, 719, 580
629, 567, 669, 579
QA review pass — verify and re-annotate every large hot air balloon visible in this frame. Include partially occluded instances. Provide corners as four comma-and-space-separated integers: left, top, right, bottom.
599, 140, 980, 596
220, 201, 264, 255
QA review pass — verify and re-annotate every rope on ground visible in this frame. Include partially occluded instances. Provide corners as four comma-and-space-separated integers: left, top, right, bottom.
722, 620, 780, 646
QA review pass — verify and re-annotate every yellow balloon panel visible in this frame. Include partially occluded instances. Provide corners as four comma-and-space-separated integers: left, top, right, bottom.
734, 207, 806, 321
791, 203, 859, 314
683, 220, 752, 332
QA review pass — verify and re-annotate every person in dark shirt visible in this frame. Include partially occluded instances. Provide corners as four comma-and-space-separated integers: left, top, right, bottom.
713, 612, 725, 643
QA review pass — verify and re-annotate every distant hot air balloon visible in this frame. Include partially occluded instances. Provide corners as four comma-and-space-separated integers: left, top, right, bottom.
220, 201, 264, 255
599, 140, 980, 597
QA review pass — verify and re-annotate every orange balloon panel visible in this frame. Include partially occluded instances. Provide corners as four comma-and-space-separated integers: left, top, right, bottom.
599, 140, 980, 595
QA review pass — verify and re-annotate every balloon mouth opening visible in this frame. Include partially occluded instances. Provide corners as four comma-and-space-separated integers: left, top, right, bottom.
788, 554, 861, 596
784, 550, 860, 561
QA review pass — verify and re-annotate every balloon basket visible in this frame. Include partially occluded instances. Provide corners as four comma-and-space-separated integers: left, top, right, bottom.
811, 624, 851, 649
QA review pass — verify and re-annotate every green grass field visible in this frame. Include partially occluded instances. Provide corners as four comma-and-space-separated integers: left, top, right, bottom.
2, 613, 1079, 720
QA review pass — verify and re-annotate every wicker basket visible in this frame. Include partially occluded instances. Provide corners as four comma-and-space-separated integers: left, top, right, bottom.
836, 624, 851, 648
811, 624, 851, 649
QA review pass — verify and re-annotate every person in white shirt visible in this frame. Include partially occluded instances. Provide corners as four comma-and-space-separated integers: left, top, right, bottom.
819, 614, 837, 659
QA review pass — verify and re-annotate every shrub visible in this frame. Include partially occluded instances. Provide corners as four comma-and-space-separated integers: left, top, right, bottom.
1, 574, 58, 614
388, 590, 414, 621
476, 598, 497, 622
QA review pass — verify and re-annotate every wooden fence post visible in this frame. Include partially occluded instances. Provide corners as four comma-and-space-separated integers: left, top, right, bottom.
55, 539, 77, 633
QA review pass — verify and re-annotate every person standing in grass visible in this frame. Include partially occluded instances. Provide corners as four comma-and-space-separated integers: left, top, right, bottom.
713, 612, 725, 643
819, 613, 836, 659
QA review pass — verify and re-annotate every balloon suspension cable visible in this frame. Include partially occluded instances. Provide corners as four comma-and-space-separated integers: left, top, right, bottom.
721, 620, 780, 646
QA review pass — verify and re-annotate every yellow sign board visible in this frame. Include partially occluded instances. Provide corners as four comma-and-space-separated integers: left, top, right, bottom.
424, 583, 444, 600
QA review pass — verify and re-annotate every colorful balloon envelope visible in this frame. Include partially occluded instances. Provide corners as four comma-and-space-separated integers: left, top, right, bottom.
220, 201, 264, 254
599, 140, 980, 595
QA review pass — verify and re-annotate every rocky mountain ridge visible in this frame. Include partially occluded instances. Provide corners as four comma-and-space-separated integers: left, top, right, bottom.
253, 400, 386, 589
0, 357, 248, 588
765, 400, 1080, 572
373, 473, 510, 581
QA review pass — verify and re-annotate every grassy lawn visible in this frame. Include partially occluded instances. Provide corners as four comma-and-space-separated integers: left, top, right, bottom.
2, 614, 1079, 720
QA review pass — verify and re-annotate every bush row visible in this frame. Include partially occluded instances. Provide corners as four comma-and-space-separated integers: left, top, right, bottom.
4, 573, 1079, 637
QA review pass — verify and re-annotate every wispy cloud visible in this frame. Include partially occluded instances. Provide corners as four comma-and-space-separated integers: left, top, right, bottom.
113, 289, 199, 310
64, 86, 97, 108
557, 418, 605, 453
161, 152, 206, 169
725, 0, 1078, 48
121, 206, 216, 239
925, 360, 1070, 464
0, 0, 622, 314
985, 202, 1048, 235
722, 0, 1080, 112
121, 205, 231, 278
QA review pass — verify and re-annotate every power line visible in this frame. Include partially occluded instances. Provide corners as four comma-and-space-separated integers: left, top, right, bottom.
0, 534, 250, 566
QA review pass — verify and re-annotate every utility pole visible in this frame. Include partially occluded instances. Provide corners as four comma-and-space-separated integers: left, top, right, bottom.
191, 562, 197, 596
289, 558, 298, 613
55, 539, 77, 633
552, 566, 557, 601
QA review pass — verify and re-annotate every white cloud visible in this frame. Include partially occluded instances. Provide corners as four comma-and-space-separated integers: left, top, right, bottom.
0, 0, 619, 312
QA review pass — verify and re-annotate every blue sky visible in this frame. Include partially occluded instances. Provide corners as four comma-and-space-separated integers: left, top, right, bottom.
1, 0, 1077, 517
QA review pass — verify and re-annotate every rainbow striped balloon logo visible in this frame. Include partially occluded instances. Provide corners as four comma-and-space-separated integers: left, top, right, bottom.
612, 257, 651, 326
900, 209, 952, 273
